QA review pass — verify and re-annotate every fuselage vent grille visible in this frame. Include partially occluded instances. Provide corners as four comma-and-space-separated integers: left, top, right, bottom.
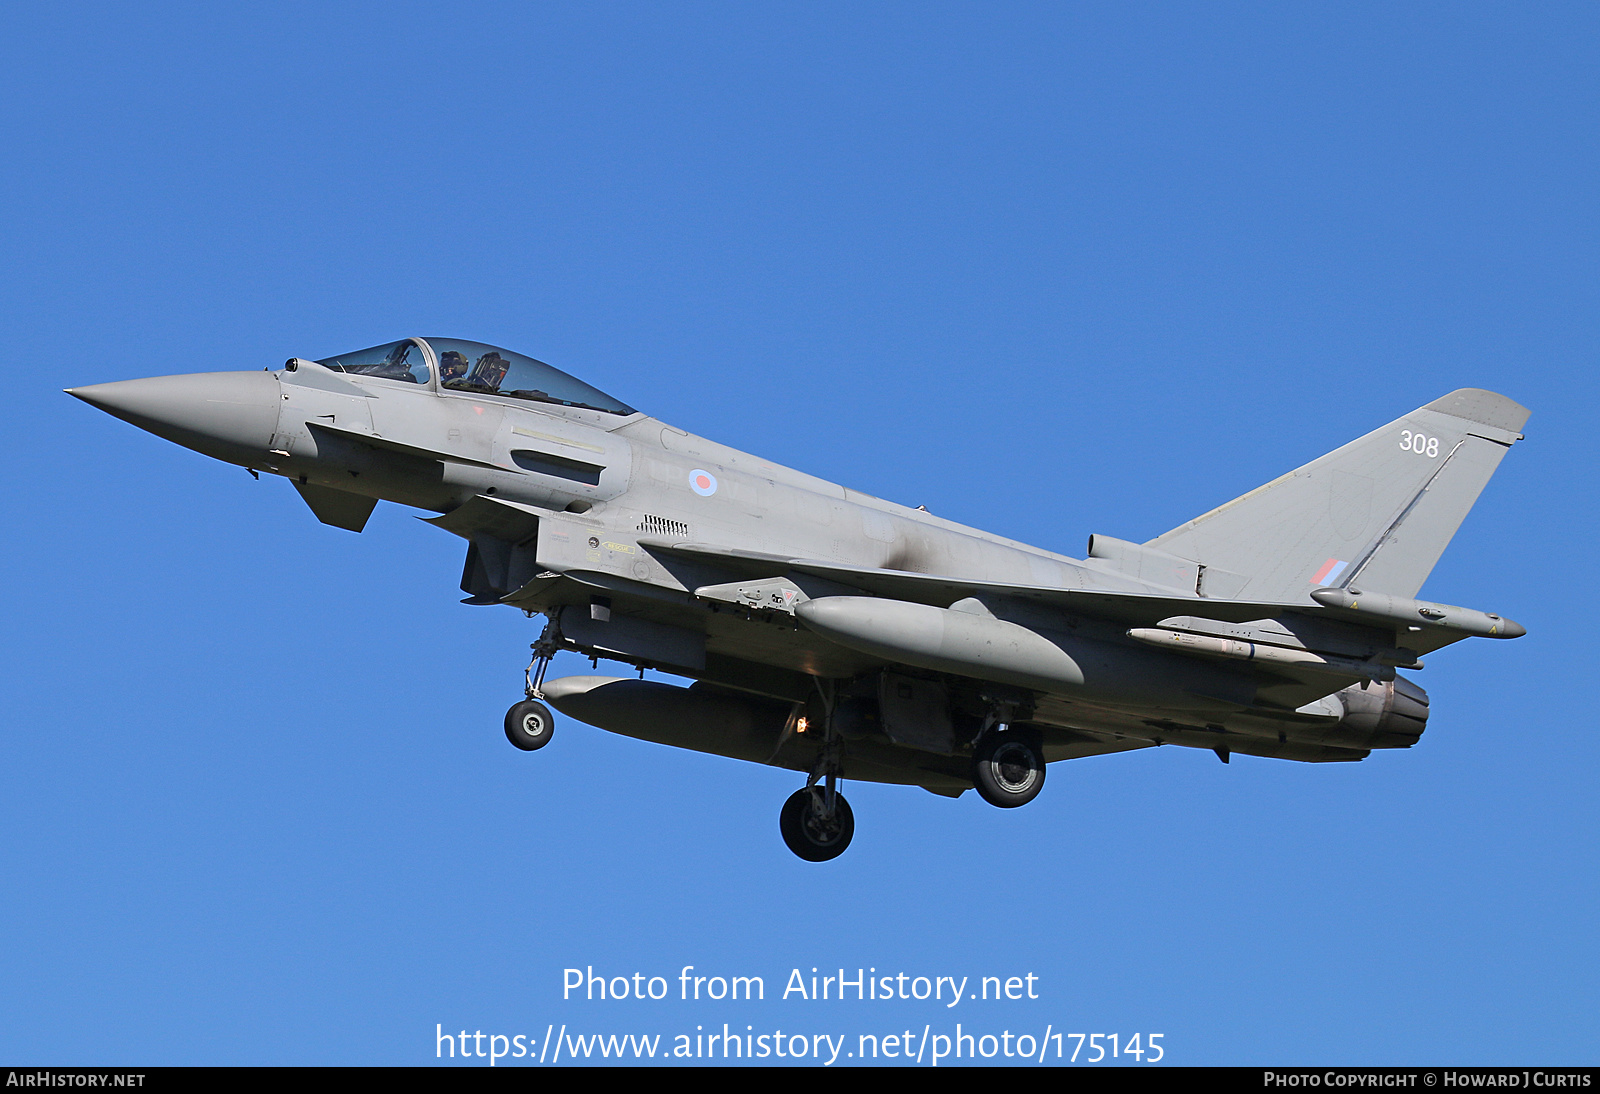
638, 514, 689, 539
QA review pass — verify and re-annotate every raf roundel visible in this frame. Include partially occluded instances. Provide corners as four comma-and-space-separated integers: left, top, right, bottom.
689, 469, 718, 497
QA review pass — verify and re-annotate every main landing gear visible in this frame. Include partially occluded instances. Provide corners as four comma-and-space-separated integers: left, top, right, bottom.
505, 624, 560, 752
972, 729, 1046, 808
780, 684, 854, 862
779, 787, 854, 862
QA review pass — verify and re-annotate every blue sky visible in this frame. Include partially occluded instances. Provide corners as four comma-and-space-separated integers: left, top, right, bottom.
2, 2, 1595, 1065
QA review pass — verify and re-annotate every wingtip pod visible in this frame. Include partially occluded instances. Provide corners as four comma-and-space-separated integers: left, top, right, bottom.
1422, 388, 1531, 438
1310, 587, 1526, 639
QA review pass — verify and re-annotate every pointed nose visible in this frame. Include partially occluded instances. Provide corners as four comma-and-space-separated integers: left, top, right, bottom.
68, 371, 280, 466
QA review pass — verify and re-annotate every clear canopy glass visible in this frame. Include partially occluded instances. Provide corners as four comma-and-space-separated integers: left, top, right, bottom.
312, 337, 636, 415
421, 338, 635, 415
315, 339, 430, 384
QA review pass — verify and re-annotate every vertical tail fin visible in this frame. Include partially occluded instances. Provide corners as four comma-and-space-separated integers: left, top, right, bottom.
1147, 389, 1529, 602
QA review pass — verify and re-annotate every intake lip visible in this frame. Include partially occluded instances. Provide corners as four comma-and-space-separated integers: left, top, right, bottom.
67, 371, 281, 467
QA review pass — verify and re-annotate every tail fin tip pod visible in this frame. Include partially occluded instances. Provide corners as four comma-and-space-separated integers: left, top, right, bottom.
1147, 388, 1529, 603
1422, 388, 1531, 439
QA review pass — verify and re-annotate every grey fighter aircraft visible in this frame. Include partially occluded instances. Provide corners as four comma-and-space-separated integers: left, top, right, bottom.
68, 338, 1529, 860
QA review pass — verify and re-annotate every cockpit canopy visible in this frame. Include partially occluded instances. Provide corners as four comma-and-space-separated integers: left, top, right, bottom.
314, 337, 636, 415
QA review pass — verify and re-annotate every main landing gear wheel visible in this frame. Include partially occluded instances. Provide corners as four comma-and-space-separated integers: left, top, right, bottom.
973, 731, 1045, 808
504, 699, 555, 751
779, 787, 854, 862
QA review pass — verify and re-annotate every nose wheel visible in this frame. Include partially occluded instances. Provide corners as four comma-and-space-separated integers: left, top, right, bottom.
505, 698, 555, 751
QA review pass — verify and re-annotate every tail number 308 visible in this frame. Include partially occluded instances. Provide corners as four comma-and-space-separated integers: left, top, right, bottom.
1400, 431, 1439, 457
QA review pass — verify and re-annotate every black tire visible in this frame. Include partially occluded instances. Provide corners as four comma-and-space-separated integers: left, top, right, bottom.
972, 731, 1045, 808
504, 699, 555, 751
779, 787, 855, 862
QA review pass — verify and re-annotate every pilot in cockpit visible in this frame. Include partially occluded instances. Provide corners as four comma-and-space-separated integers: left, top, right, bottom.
439, 350, 471, 384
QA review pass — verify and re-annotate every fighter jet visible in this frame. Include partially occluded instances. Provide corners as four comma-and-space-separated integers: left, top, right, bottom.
68, 338, 1529, 861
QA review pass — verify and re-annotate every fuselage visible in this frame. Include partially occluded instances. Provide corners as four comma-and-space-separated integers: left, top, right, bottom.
274, 360, 1110, 592
70, 344, 1157, 600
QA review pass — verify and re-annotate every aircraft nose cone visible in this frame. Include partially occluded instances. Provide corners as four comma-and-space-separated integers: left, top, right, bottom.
1497, 617, 1528, 639
68, 371, 280, 466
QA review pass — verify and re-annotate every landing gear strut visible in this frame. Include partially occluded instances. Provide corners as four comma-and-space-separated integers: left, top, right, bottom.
779, 681, 854, 861
524, 623, 559, 699
505, 621, 560, 752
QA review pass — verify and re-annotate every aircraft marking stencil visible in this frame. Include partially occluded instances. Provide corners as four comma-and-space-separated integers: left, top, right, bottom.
68, 337, 1529, 860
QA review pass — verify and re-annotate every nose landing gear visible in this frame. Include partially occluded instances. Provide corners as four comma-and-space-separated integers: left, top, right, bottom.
504, 622, 560, 752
